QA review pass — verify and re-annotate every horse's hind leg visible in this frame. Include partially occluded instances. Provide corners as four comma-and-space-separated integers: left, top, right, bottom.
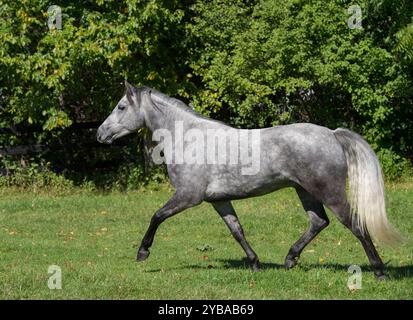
285, 187, 330, 269
328, 201, 387, 280
212, 201, 260, 271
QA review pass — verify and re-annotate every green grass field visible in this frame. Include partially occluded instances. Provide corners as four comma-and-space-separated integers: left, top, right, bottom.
1, 182, 412, 299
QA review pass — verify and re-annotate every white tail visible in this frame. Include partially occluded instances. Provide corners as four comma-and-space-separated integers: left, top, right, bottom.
334, 128, 405, 246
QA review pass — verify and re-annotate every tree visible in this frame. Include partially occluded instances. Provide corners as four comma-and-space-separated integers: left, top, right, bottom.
189, 0, 412, 176
0, 0, 411, 179
0, 0, 194, 132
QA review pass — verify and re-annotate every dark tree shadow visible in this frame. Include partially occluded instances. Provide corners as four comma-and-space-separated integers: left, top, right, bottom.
217, 259, 413, 280
144, 258, 282, 273
298, 262, 413, 280
145, 258, 413, 279
215, 258, 284, 270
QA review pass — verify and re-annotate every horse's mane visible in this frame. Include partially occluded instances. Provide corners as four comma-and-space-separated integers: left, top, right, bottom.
140, 86, 219, 123
139, 86, 186, 108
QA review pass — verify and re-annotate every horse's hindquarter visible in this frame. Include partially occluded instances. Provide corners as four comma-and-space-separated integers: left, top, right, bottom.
268, 124, 348, 193
204, 123, 347, 202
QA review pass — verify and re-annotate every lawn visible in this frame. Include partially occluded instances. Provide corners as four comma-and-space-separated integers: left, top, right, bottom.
0, 183, 412, 299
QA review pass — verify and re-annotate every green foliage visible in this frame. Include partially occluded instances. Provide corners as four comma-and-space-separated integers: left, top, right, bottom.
0, 0, 193, 131
0, 154, 168, 192
110, 162, 167, 191
0, 158, 74, 192
0, 0, 412, 182
377, 148, 412, 180
394, 23, 413, 62
42, 109, 72, 131
189, 0, 412, 176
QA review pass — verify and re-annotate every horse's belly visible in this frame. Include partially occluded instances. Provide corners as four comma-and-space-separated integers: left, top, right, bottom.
204, 174, 293, 202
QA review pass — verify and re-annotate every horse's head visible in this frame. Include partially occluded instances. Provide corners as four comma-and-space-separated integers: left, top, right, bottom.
97, 81, 146, 144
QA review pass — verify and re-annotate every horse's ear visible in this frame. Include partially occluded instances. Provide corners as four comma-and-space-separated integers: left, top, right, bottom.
125, 80, 137, 104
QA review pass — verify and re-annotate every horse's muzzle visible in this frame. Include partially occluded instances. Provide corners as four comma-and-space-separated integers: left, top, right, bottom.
96, 125, 112, 144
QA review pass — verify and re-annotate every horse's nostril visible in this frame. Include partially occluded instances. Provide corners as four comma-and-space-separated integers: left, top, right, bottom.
96, 127, 104, 142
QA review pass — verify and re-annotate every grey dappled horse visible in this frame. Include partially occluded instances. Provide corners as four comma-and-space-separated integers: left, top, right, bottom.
97, 81, 404, 279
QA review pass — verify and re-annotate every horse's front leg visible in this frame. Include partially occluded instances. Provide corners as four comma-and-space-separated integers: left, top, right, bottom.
212, 201, 260, 271
137, 191, 202, 262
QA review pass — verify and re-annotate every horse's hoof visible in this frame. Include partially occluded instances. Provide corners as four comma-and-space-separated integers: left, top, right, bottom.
376, 274, 389, 281
284, 258, 297, 270
136, 249, 150, 262
252, 260, 260, 272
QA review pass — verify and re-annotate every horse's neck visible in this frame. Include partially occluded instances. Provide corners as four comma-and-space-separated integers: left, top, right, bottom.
144, 93, 232, 134
144, 102, 200, 134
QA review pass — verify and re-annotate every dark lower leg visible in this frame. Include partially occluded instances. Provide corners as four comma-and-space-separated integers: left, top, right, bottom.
137, 193, 199, 261
212, 201, 260, 270
285, 211, 329, 269
358, 233, 386, 279
331, 203, 386, 279
285, 189, 329, 269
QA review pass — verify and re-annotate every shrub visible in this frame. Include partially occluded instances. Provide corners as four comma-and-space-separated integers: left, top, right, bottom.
377, 148, 412, 181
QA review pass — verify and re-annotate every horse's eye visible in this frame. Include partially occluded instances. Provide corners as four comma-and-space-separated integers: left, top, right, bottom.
118, 105, 126, 111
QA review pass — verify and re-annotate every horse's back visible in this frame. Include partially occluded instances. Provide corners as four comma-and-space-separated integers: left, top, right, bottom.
203, 123, 347, 202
